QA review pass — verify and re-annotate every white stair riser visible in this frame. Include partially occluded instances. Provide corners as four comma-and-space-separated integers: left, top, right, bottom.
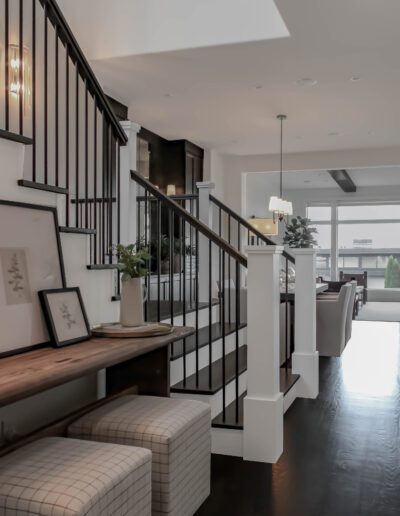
161, 304, 220, 328
170, 328, 247, 385
171, 371, 247, 418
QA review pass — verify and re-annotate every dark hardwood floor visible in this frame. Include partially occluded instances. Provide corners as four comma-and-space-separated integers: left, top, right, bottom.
196, 321, 400, 516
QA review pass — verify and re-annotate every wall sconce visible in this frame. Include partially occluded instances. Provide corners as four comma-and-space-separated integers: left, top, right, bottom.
166, 184, 176, 196
247, 216, 278, 236
9, 44, 31, 113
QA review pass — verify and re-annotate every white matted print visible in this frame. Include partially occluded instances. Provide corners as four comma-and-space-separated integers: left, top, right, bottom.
39, 288, 91, 347
0, 248, 32, 305
0, 201, 66, 356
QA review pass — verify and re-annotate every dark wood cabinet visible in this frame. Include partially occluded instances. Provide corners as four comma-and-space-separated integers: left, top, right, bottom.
138, 128, 204, 194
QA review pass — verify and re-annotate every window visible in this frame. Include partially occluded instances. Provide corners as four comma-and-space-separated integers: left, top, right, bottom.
338, 205, 400, 288
307, 206, 332, 279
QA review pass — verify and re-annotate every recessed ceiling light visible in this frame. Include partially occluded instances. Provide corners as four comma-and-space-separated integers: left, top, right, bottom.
350, 76, 360, 82
295, 78, 318, 87
304, 180, 312, 183
164, 93, 173, 98
254, 84, 263, 90
367, 130, 375, 135
328, 131, 339, 136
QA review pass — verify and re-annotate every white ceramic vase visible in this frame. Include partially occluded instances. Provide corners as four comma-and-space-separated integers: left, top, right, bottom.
120, 277, 147, 327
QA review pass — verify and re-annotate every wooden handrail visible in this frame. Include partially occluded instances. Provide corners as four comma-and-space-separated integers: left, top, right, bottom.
131, 171, 248, 267
210, 194, 295, 264
41, 0, 127, 144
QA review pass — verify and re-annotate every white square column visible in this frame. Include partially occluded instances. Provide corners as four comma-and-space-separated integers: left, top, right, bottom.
120, 120, 141, 246
292, 248, 319, 399
243, 245, 284, 464
196, 181, 215, 302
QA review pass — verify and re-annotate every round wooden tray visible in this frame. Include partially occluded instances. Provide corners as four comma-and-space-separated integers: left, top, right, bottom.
92, 322, 173, 338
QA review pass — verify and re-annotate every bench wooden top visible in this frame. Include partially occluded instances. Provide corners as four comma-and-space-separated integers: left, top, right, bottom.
0, 326, 194, 408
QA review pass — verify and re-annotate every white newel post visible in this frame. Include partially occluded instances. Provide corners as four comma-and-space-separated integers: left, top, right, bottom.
196, 182, 215, 302
292, 248, 319, 399
244, 246, 284, 464
120, 120, 141, 246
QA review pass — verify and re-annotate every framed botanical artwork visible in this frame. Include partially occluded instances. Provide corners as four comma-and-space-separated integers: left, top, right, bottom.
39, 288, 91, 347
0, 200, 66, 356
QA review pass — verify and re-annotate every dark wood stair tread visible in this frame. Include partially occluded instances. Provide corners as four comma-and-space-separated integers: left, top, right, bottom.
0, 129, 33, 145
87, 264, 118, 270
59, 226, 96, 235
211, 369, 300, 430
171, 345, 247, 395
170, 322, 246, 361
212, 392, 246, 430
280, 367, 300, 395
18, 179, 68, 195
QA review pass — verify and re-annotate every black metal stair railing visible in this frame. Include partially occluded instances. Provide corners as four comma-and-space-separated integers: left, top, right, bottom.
1, 0, 126, 266
132, 171, 247, 426
210, 194, 296, 369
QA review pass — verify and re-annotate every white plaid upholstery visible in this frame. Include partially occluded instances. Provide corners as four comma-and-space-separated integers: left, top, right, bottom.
0, 437, 152, 516
68, 396, 211, 516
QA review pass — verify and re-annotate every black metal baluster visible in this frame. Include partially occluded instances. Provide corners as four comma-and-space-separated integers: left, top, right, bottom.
221, 250, 226, 420
101, 118, 106, 263
157, 200, 161, 322
19, 0, 23, 135
108, 127, 112, 263
65, 44, 69, 223
195, 228, 199, 387
55, 25, 59, 186
93, 99, 97, 263
32, 0, 36, 180
144, 189, 149, 322
208, 240, 213, 389
116, 140, 120, 294
170, 210, 175, 355
228, 215, 231, 324
182, 219, 187, 387
44, 6, 48, 184
285, 257, 289, 369
5, 0, 9, 131
75, 64, 79, 227
84, 81, 88, 229
235, 260, 240, 423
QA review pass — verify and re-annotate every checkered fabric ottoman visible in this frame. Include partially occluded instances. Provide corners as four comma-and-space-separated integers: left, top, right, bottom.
0, 436, 152, 515
68, 396, 211, 516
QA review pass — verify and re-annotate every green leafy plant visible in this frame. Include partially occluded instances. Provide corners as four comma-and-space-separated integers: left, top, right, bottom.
283, 216, 317, 249
113, 243, 150, 281
384, 256, 400, 288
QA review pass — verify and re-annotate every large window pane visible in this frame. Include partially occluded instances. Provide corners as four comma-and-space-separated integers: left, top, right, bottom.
307, 206, 331, 221
312, 223, 331, 279
338, 204, 400, 221
338, 221, 400, 288
307, 206, 332, 279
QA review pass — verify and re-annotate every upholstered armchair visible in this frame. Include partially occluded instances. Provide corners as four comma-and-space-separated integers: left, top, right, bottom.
317, 284, 352, 357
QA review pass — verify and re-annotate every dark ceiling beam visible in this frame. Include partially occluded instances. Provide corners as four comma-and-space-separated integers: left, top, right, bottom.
328, 169, 357, 193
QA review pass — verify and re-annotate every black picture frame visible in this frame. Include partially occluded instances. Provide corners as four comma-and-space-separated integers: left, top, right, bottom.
0, 200, 66, 357
39, 287, 91, 348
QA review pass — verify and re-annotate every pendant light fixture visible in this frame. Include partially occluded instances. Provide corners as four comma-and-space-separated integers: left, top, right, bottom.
269, 114, 293, 221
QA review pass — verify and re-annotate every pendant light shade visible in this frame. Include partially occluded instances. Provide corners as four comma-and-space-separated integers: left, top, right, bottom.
269, 115, 293, 221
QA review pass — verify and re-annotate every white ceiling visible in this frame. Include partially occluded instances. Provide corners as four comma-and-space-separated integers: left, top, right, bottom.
59, 0, 400, 156
253, 167, 400, 191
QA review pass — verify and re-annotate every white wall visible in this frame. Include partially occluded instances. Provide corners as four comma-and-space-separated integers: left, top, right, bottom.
58, 0, 288, 60
216, 146, 400, 216
0, 137, 120, 443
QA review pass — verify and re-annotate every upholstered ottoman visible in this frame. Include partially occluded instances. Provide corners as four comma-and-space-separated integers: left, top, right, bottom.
68, 396, 211, 516
0, 437, 152, 515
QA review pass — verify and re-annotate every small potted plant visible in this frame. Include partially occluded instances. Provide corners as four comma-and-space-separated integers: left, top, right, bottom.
114, 243, 150, 327
283, 216, 317, 248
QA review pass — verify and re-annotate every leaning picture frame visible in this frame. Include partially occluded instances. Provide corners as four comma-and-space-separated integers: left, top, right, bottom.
0, 200, 66, 357
39, 288, 91, 348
